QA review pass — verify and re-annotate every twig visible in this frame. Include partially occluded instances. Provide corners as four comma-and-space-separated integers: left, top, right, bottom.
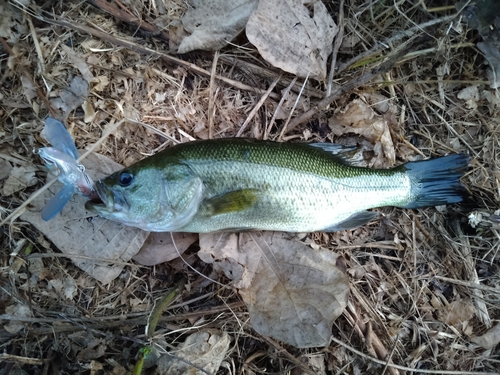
236, 72, 282, 137
336, 14, 455, 74
329, 336, 500, 375
326, 0, 344, 98
0, 37, 56, 117
26, 13, 45, 75
208, 51, 220, 139
219, 55, 324, 99
0, 353, 45, 366
434, 276, 500, 295
286, 38, 420, 132
39, 16, 280, 100
278, 73, 309, 140
86, 0, 170, 42
264, 77, 297, 140
261, 336, 317, 375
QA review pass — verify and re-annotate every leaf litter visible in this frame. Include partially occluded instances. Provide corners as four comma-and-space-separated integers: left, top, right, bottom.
20, 152, 149, 284
1, 0, 499, 374
246, 0, 338, 80
199, 232, 350, 348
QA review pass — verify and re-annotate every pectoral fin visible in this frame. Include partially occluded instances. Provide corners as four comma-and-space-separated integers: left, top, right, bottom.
323, 211, 378, 232
205, 189, 259, 215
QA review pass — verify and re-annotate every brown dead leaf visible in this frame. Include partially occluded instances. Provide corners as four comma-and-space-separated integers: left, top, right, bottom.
471, 323, 500, 349
133, 232, 198, 266
21, 153, 149, 284
199, 232, 350, 348
246, 0, 338, 80
178, 0, 258, 53
0, 2, 26, 43
83, 99, 96, 123
3, 303, 32, 334
156, 330, 231, 375
62, 45, 94, 83
49, 76, 89, 121
328, 99, 396, 167
2, 165, 38, 196
437, 300, 476, 326
0, 159, 13, 183
48, 277, 78, 300
457, 85, 480, 110
76, 343, 107, 361
20, 75, 36, 102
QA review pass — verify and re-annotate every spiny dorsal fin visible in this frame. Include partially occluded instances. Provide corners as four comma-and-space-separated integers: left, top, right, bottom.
309, 143, 364, 166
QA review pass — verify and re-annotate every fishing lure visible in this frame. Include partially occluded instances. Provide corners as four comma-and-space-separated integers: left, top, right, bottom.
37, 118, 94, 221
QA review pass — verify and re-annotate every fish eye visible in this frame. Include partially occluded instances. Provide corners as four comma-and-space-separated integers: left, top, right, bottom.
118, 171, 134, 187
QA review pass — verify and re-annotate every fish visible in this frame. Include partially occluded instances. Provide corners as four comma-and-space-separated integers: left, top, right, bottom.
85, 138, 470, 233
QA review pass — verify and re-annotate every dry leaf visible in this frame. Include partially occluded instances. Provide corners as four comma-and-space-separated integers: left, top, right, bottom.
0, 2, 26, 43
93, 76, 109, 92
328, 99, 396, 167
83, 100, 96, 123
49, 76, 89, 121
62, 45, 94, 83
437, 300, 476, 326
156, 330, 231, 375
133, 232, 198, 266
199, 232, 350, 348
457, 85, 480, 110
178, 0, 258, 53
246, 0, 338, 80
471, 323, 500, 349
0, 159, 13, 181
478, 40, 500, 89
49, 277, 78, 300
20, 75, 36, 101
21, 153, 149, 284
4, 303, 32, 334
2, 166, 38, 196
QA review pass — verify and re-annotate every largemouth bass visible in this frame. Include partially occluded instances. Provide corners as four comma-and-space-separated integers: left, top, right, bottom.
85, 139, 469, 232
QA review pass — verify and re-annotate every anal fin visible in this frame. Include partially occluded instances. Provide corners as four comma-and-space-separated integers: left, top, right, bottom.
323, 211, 378, 232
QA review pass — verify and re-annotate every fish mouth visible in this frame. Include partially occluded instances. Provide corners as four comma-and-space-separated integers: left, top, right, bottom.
85, 181, 129, 214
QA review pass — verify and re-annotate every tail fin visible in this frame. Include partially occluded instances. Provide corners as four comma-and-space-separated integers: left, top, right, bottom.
402, 154, 470, 209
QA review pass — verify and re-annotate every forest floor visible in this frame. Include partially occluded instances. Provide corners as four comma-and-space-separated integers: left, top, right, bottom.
1, 0, 499, 374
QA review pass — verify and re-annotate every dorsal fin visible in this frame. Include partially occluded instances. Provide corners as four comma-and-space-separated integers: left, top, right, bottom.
309, 143, 363, 166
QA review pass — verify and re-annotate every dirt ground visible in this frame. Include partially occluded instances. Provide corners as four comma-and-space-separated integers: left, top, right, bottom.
1, 0, 499, 374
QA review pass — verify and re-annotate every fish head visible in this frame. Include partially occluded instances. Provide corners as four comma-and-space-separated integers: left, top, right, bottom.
85, 163, 204, 232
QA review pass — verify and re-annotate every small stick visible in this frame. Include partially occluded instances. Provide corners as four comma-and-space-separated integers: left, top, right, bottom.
0, 353, 45, 366
278, 73, 309, 140
26, 14, 45, 75
336, 14, 455, 74
208, 51, 220, 139
86, 0, 170, 42
236, 72, 282, 137
286, 38, 420, 132
0, 37, 56, 118
325, 0, 344, 98
265, 77, 297, 140
40, 17, 280, 100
